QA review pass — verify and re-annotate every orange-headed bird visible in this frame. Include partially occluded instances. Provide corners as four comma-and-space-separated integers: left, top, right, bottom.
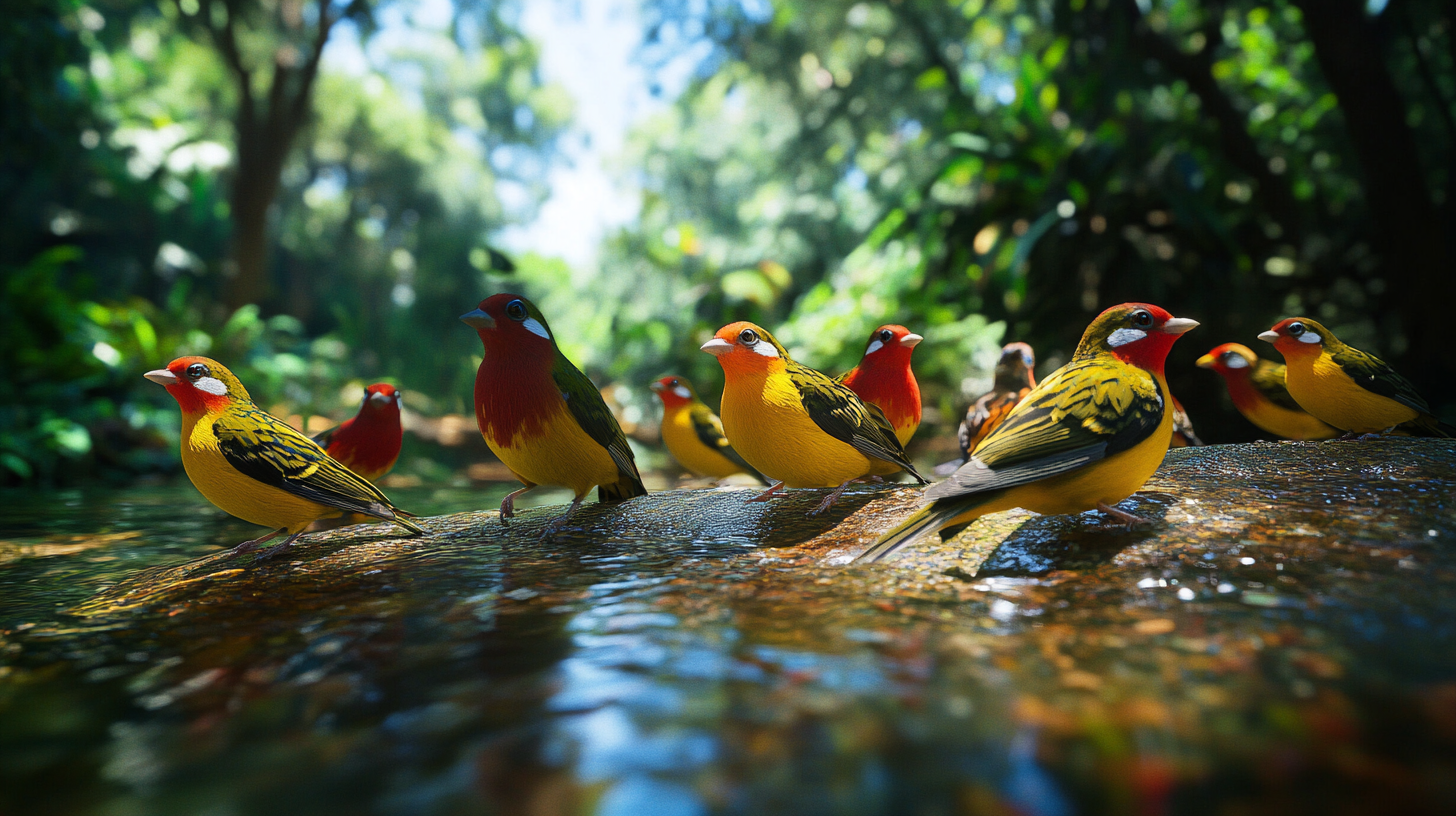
312, 383, 404, 482
1259, 318, 1453, 436
836, 325, 923, 445
145, 357, 422, 556
462, 294, 647, 532
857, 304, 1197, 563
702, 322, 926, 514
650, 375, 767, 483
1196, 343, 1337, 440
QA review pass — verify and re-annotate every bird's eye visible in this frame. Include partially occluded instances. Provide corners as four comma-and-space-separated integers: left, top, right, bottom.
878, 329, 893, 343
1131, 309, 1153, 328
505, 300, 527, 321
185, 363, 209, 380
1287, 322, 1305, 337
738, 329, 759, 345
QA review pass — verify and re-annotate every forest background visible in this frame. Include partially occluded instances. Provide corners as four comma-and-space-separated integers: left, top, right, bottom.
3, 0, 1453, 486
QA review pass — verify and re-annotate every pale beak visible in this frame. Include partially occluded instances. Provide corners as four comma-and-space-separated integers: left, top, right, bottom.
368, 391, 395, 407
648, 381, 665, 392
1195, 353, 1215, 369
701, 338, 733, 356
900, 333, 923, 348
1257, 330, 1280, 343
144, 369, 178, 386
460, 308, 495, 330
1161, 317, 1199, 335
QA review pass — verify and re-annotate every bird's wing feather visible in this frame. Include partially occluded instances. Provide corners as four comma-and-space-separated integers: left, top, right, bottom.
960, 388, 1023, 457
551, 353, 647, 496
1250, 361, 1304, 412
214, 407, 396, 517
1330, 346, 1432, 414
310, 423, 340, 449
927, 357, 1164, 501
787, 361, 925, 482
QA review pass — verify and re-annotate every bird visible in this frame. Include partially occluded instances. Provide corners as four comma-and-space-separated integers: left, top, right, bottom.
1258, 318, 1453, 437
939, 341, 1038, 475
856, 303, 1198, 564
462, 294, 647, 533
701, 321, 926, 514
1195, 343, 1337, 440
835, 324, 923, 445
312, 383, 404, 482
1168, 396, 1204, 448
649, 375, 768, 483
144, 356, 423, 556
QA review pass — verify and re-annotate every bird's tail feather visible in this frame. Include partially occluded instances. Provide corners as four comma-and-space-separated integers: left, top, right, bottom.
855, 501, 973, 564
1399, 414, 1456, 438
390, 512, 426, 537
599, 474, 648, 504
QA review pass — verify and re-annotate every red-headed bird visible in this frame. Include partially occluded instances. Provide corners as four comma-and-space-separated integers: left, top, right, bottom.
836, 324, 923, 445
650, 375, 767, 483
312, 383, 404, 482
1259, 318, 1453, 437
702, 322, 925, 514
145, 357, 422, 556
462, 294, 647, 533
857, 304, 1197, 563
1195, 343, 1337, 440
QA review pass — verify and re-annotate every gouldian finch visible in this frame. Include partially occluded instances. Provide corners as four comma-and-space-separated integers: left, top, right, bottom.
312, 383, 404, 482
836, 325, 923, 445
1196, 343, 1337, 440
145, 357, 423, 556
958, 342, 1037, 461
1258, 318, 1453, 437
462, 294, 647, 532
857, 303, 1198, 563
649, 375, 768, 483
701, 322, 926, 514
1168, 396, 1204, 448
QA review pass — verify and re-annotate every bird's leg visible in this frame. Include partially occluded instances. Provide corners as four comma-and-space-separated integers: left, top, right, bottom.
231, 527, 287, 555
541, 497, 585, 539
747, 481, 786, 502
256, 532, 306, 560
809, 480, 856, 516
1356, 425, 1398, 441
499, 486, 536, 523
1096, 502, 1152, 527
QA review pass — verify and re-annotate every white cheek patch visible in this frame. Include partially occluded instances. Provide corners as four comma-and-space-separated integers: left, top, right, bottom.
522, 318, 551, 339
1298, 332, 1322, 344
750, 341, 780, 358
1224, 355, 1250, 369
1107, 328, 1147, 348
864, 339, 885, 355
194, 376, 228, 396
672, 385, 692, 400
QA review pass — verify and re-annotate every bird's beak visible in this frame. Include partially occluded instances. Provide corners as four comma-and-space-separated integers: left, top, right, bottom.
1257, 330, 1280, 344
368, 391, 395, 407
144, 369, 178, 386
648, 381, 664, 393
701, 338, 733, 356
460, 308, 495, 330
1161, 317, 1199, 335
1195, 353, 1215, 369
900, 333, 923, 348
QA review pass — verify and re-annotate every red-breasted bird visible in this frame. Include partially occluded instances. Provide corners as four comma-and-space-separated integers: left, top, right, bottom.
1195, 343, 1337, 440
312, 383, 403, 482
955, 342, 1037, 465
650, 375, 767, 483
1258, 318, 1453, 436
1168, 396, 1204, 448
836, 325, 923, 445
857, 304, 1198, 563
145, 357, 423, 556
702, 322, 926, 514
462, 294, 647, 532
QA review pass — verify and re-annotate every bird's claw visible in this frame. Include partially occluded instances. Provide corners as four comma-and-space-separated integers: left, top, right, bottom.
1096, 502, 1152, 528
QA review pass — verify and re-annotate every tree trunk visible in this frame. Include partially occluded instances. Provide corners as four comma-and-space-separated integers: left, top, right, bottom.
224, 131, 287, 310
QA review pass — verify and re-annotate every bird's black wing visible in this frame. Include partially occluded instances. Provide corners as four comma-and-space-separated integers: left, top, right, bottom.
787, 360, 926, 483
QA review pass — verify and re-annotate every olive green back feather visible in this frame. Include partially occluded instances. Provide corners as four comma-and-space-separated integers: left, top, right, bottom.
550, 353, 648, 502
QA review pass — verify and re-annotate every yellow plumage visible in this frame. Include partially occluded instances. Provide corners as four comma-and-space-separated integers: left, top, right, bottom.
1283, 350, 1417, 433
482, 403, 621, 500
659, 403, 749, 480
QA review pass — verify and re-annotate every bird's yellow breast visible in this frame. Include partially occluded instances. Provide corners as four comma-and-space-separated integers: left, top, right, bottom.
482, 402, 620, 499
1237, 394, 1338, 441
1283, 351, 1417, 433
180, 412, 339, 533
719, 367, 875, 488
660, 406, 744, 480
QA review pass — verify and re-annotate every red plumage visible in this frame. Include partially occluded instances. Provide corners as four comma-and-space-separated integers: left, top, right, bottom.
467, 294, 562, 448
316, 383, 403, 482
838, 324, 922, 438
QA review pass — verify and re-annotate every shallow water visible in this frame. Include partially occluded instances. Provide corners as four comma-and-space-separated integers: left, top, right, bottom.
2, 443, 1455, 816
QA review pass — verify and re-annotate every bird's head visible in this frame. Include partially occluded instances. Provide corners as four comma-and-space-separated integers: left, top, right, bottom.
854, 324, 922, 368
993, 341, 1036, 388
700, 322, 791, 376
1075, 303, 1198, 373
144, 356, 249, 414
1258, 318, 1331, 358
460, 294, 556, 359
649, 375, 698, 409
1196, 343, 1259, 376
361, 383, 402, 414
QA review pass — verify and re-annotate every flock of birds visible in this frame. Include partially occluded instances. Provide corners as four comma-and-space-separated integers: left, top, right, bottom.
145, 293, 1453, 563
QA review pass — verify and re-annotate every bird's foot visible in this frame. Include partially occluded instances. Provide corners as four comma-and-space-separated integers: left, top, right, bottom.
255, 533, 305, 561
808, 481, 854, 516
1096, 502, 1153, 528
540, 498, 584, 541
230, 528, 286, 555
499, 486, 535, 524
747, 482, 786, 503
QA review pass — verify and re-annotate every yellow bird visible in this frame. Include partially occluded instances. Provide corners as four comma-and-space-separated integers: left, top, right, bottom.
145, 356, 423, 556
1196, 342, 1337, 440
857, 303, 1198, 563
649, 375, 767, 483
1259, 318, 1453, 436
701, 322, 925, 514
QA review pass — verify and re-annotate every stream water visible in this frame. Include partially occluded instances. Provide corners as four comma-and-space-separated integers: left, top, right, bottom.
1, 462, 1454, 816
